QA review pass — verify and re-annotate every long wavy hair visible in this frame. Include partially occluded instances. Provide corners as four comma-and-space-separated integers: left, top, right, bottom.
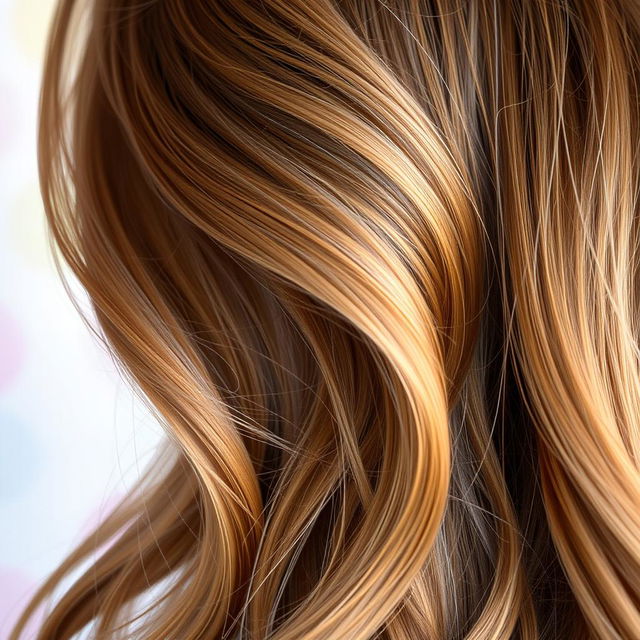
12, 0, 640, 638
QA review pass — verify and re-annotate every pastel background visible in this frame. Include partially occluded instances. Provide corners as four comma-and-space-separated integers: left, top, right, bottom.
0, 1, 163, 635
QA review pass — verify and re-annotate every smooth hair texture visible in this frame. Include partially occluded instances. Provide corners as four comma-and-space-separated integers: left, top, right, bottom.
12, 0, 640, 638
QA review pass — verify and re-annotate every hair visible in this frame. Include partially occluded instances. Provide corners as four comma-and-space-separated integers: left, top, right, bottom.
11, 0, 640, 638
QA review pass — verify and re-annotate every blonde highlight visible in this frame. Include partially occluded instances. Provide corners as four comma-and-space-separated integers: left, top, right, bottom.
12, 1, 640, 638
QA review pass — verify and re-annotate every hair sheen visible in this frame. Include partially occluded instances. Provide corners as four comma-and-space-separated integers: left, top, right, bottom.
12, 0, 640, 638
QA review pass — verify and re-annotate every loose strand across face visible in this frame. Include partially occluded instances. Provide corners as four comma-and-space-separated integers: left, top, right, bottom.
11, 1, 640, 639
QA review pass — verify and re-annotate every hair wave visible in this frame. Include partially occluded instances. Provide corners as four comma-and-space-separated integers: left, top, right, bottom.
12, 0, 640, 638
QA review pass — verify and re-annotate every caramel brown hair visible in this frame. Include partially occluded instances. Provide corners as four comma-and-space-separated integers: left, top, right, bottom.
12, 0, 640, 638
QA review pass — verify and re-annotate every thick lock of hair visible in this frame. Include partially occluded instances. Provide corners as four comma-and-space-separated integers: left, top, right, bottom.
11, 1, 640, 638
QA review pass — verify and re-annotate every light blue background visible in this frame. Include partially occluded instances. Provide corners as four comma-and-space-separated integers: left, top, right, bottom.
0, 1, 163, 635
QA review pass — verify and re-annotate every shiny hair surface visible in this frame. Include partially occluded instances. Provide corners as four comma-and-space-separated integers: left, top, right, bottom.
12, 1, 640, 638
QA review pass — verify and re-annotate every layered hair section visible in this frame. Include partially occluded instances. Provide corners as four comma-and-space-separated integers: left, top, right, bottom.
11, 1, 640, 638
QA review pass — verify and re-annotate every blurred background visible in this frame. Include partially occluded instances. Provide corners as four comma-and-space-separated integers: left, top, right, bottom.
0, 1, 163, 635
